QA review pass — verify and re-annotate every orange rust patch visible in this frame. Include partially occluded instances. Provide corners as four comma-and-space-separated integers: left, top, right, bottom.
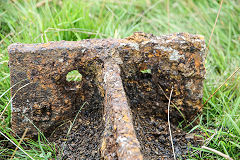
193, 53, 201, 75
39, 43, 51, 48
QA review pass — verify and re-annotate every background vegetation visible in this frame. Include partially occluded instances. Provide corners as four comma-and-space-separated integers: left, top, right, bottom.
0, 0, 239, 159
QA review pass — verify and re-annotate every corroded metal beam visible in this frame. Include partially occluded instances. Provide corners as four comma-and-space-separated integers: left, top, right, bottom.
8, 32, 206, 159
101, 60, 143, 159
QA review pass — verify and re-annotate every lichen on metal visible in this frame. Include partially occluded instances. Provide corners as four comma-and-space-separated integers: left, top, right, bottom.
8, 32, 206, 159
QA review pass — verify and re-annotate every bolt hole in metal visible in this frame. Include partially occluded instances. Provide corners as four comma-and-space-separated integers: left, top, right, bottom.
64, 70, 83, 91
66, 70, 82, 82
140, 69, 152, 79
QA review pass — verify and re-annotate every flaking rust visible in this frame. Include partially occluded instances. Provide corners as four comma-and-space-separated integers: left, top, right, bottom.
8, 32, 206, 159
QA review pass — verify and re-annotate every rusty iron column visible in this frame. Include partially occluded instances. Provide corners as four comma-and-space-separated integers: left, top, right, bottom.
101, 60, 143, 159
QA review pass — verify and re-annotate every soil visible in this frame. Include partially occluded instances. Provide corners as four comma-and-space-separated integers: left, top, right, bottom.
132, 109, 199, 159
49, 103, 200, 160
49, 104, 104, 160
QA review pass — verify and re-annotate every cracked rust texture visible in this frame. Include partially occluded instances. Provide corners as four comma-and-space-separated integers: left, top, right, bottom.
8, 32, 206, 159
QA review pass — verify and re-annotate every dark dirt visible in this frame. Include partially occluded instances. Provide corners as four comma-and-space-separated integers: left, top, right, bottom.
132, 110, 199, 160
49, 103, 104, 160
48, 102, 200, 160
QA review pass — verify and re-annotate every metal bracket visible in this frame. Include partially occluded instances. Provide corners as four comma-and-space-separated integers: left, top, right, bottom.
8, 32, 206, 159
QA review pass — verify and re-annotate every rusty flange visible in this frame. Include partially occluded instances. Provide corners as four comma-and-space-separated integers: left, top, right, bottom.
8, 32, 206, 159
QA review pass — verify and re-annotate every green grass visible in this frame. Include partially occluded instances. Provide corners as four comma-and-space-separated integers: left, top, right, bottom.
0, 0, 240, 159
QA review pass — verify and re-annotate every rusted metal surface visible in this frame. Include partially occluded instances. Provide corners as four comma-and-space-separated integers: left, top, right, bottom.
8, 32, 206, 159
101, 60, 142, 159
